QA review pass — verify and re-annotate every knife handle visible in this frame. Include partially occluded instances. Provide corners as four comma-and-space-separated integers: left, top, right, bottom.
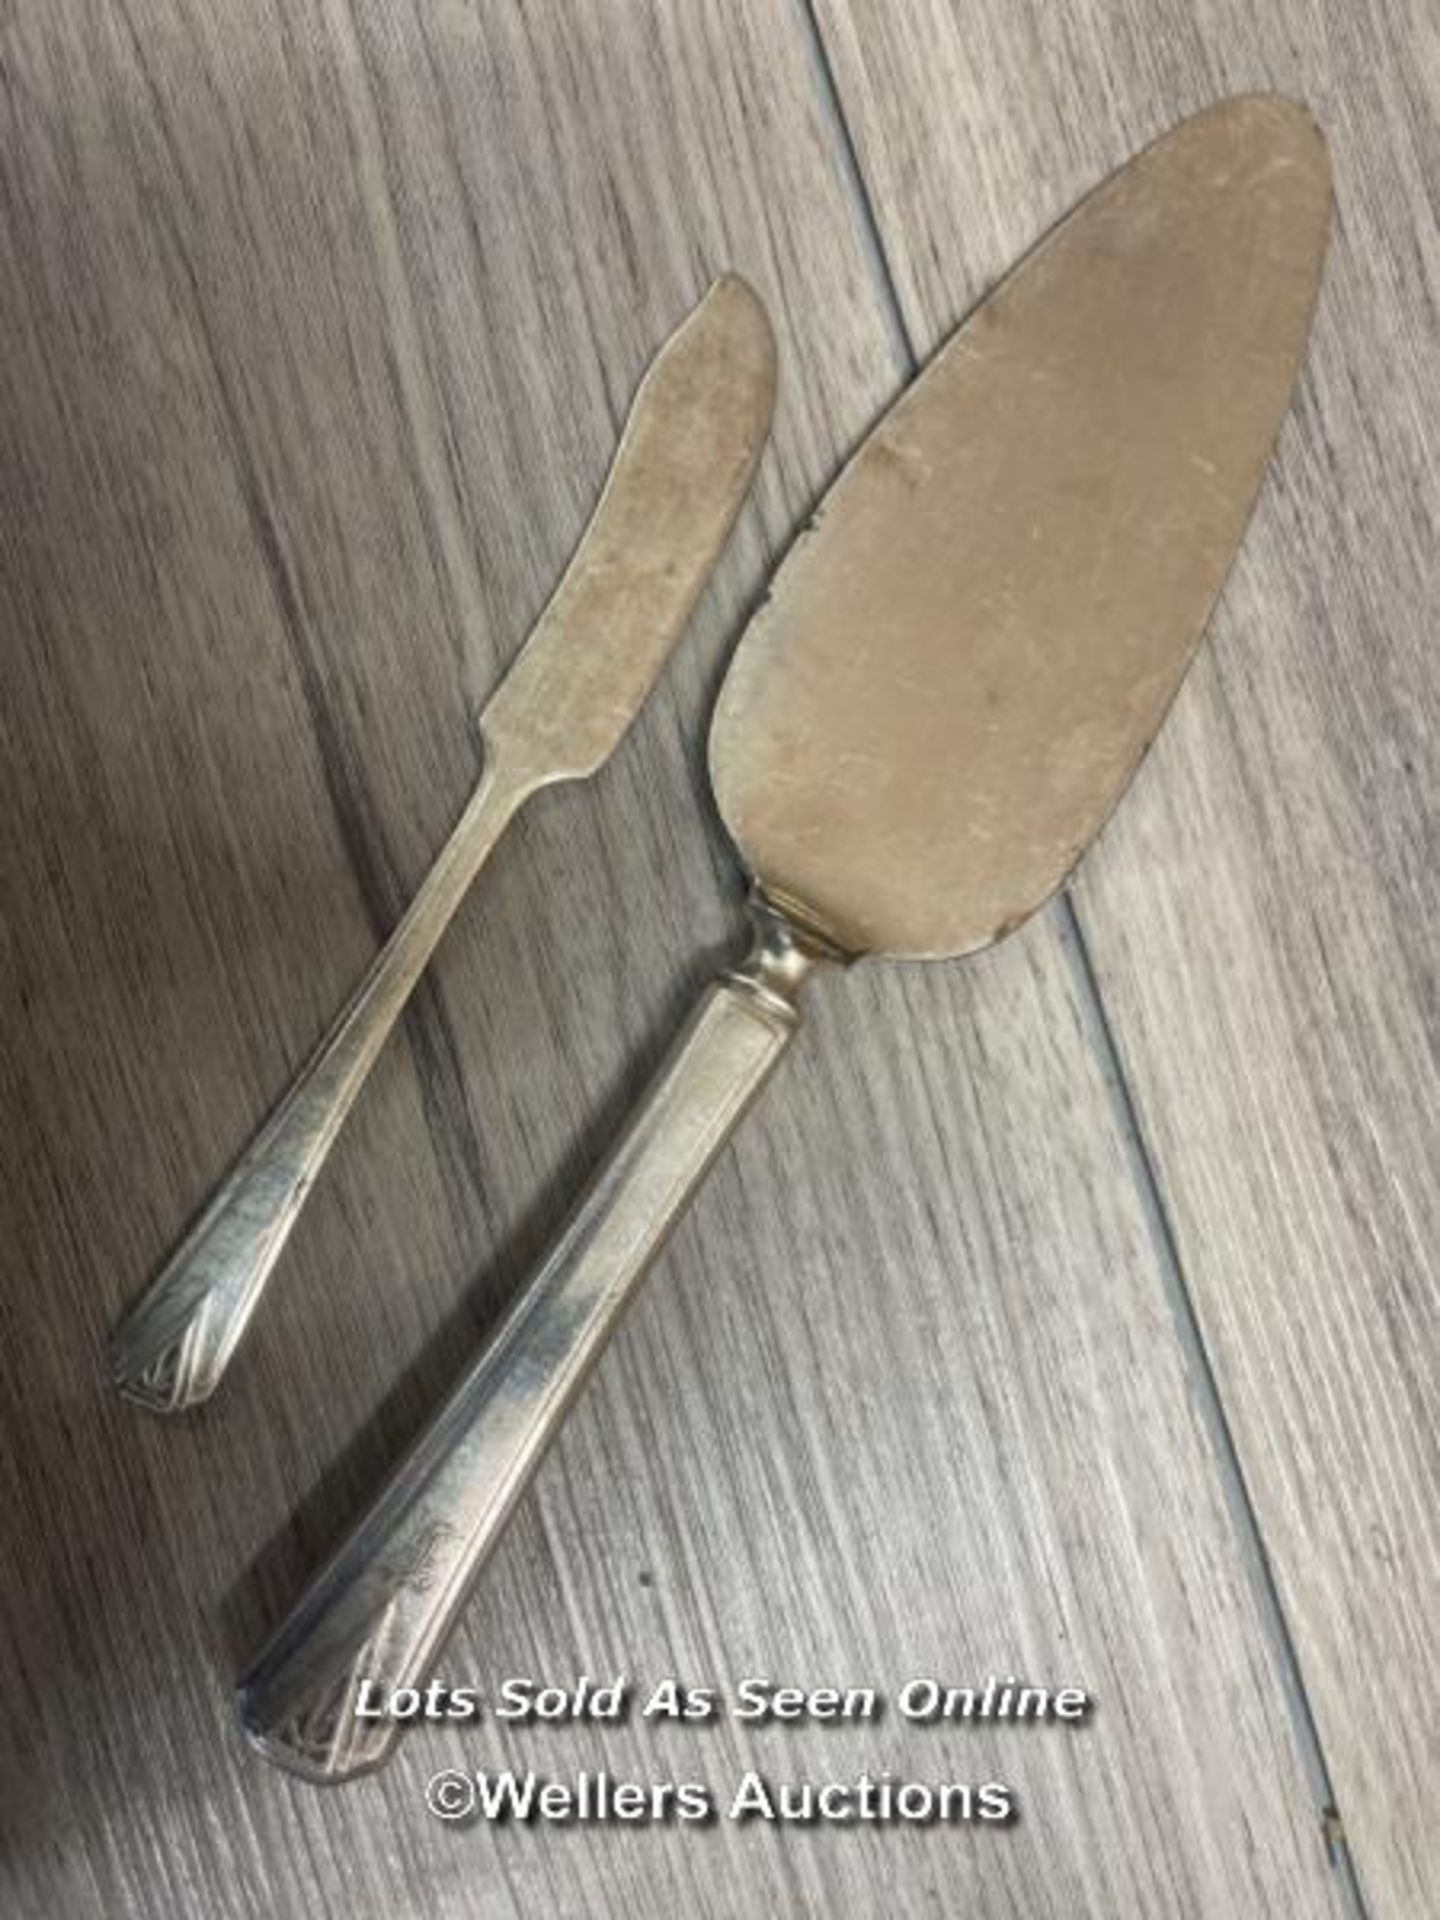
237, 896, 835, 1783
109, 768, 521, 1415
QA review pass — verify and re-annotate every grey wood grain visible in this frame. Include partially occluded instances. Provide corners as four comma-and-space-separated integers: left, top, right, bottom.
0, 1, 1372, 1914
813, 0, 1440, 1912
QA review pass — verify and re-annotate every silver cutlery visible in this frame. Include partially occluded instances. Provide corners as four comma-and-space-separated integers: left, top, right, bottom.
238, 98, 1330, 1780
109, 276, 776, 1413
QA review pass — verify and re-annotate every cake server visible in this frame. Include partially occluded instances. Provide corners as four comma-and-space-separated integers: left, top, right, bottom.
110, 276, 777, 1413
239, 98, 1330, 1780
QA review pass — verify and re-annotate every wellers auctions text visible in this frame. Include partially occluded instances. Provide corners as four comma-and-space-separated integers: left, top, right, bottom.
428, 1768, 1016, 1827
410, 1678, 1094, 1826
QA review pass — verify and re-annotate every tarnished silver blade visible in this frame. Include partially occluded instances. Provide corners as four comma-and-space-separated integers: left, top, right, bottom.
710, 98, 1330, 959
483, 274, 776, 786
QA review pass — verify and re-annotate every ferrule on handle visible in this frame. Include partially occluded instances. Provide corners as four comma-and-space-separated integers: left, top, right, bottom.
238, 895, 840, 1782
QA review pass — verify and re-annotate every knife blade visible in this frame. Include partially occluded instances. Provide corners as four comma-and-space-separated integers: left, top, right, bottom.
237, 98, 1330, 1781
109, 275, 777, 1413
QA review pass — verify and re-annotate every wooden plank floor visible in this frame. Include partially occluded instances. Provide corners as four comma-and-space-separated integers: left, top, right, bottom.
0, 2, 1428, 1914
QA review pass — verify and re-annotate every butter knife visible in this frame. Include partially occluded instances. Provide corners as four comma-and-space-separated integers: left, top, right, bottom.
110, 276, 777, 1413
